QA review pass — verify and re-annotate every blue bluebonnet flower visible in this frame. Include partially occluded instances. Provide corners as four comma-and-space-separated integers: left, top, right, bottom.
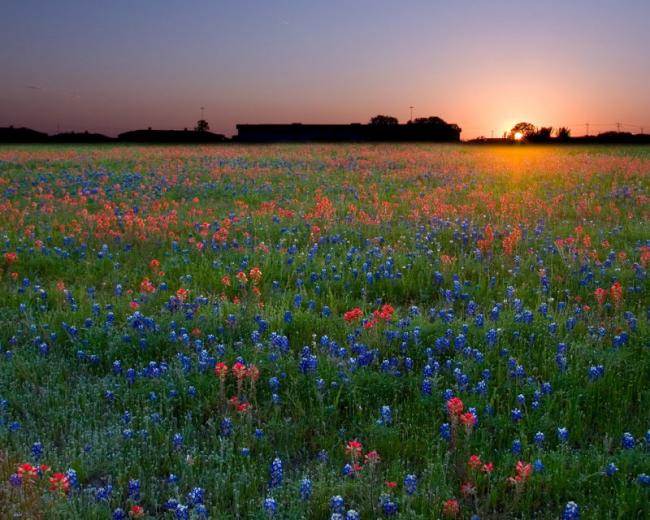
164, 498, 179, 510
187, 487, 205, 505
95, 484, 113, 501
533, 459, 544, 472
269, 457, 283, 488
511, 408, 523, 422
221, 418, 233, 437
511, 439, 522, 454
439, 423, 451, 441
534, 432, 545, 446
562, 501, 580, 519
330, 495, 345, 513
637, 473, 650, 486
380, 494, 398, 515
175, 504, 189, 519
588, 365, 605, 381
404, 473, 417, 495
112, 508, 126, 520
128, 478, 140, 500
299, 477, 313, 500
604, 463, 618, 476
557, 427, 569, 443
621, 432, 635, 449
31, 442, 43, 460
172, 433, 183, 449
346, 511, 360, 520
65, 468, 78, 489
378, 405, 392, 426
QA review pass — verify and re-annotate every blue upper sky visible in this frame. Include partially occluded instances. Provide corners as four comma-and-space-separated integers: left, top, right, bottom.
1, 0, 648, 137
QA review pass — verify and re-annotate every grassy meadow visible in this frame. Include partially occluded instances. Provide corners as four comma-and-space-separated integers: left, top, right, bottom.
0, 143, 648, 519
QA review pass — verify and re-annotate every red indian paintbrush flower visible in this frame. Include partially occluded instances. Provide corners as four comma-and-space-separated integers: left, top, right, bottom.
214, 362, 229, 379
17, 463, 37, 480
442, 499, 460, 517
460, 411, 476, 432
343, 307, 364, 322
247, 364, 260, 381
49, 472, 70, 494
249, 266, 262, 283
364, 450, 381, 465
345, 439, 363, 460
595, 287, 607, 305
446, 397, 464, 417
508, 460, 533, 486
232, 362, 247, 380
373, 304, 394, 321
610, 281, 623, 306
468, 454, 482, 470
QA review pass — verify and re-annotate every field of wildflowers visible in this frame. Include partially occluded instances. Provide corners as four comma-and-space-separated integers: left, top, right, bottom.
0, 143, 648, 519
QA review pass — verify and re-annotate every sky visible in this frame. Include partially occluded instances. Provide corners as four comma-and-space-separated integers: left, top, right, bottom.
1, 0, 649, 139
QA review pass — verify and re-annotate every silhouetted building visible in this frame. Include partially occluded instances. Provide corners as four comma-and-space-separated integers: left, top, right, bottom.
235, 121, 461, 142
50, 131, 113, 143
117, 129, 226, 143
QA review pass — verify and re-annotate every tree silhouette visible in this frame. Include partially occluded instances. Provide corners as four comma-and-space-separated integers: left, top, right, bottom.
556, 127, 571, 141
370, 115, 398, 125
507, 122, 537, 140
195, 119, 210, 132
411, 116, 447, 126
530, 126, 553, 142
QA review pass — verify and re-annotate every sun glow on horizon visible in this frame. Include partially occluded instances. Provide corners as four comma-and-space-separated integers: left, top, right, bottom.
514, 131, 524, 141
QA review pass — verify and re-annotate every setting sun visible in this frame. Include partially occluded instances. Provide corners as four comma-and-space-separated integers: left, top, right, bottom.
514, 131, 524, 141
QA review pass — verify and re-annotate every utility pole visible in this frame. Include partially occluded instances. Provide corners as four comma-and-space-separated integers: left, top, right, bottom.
409, 106, 414, 122
616, 121, 621, 132
200, 106, 205, 120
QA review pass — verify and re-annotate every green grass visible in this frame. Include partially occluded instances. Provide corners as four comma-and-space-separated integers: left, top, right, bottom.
0, 143, 648, 519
